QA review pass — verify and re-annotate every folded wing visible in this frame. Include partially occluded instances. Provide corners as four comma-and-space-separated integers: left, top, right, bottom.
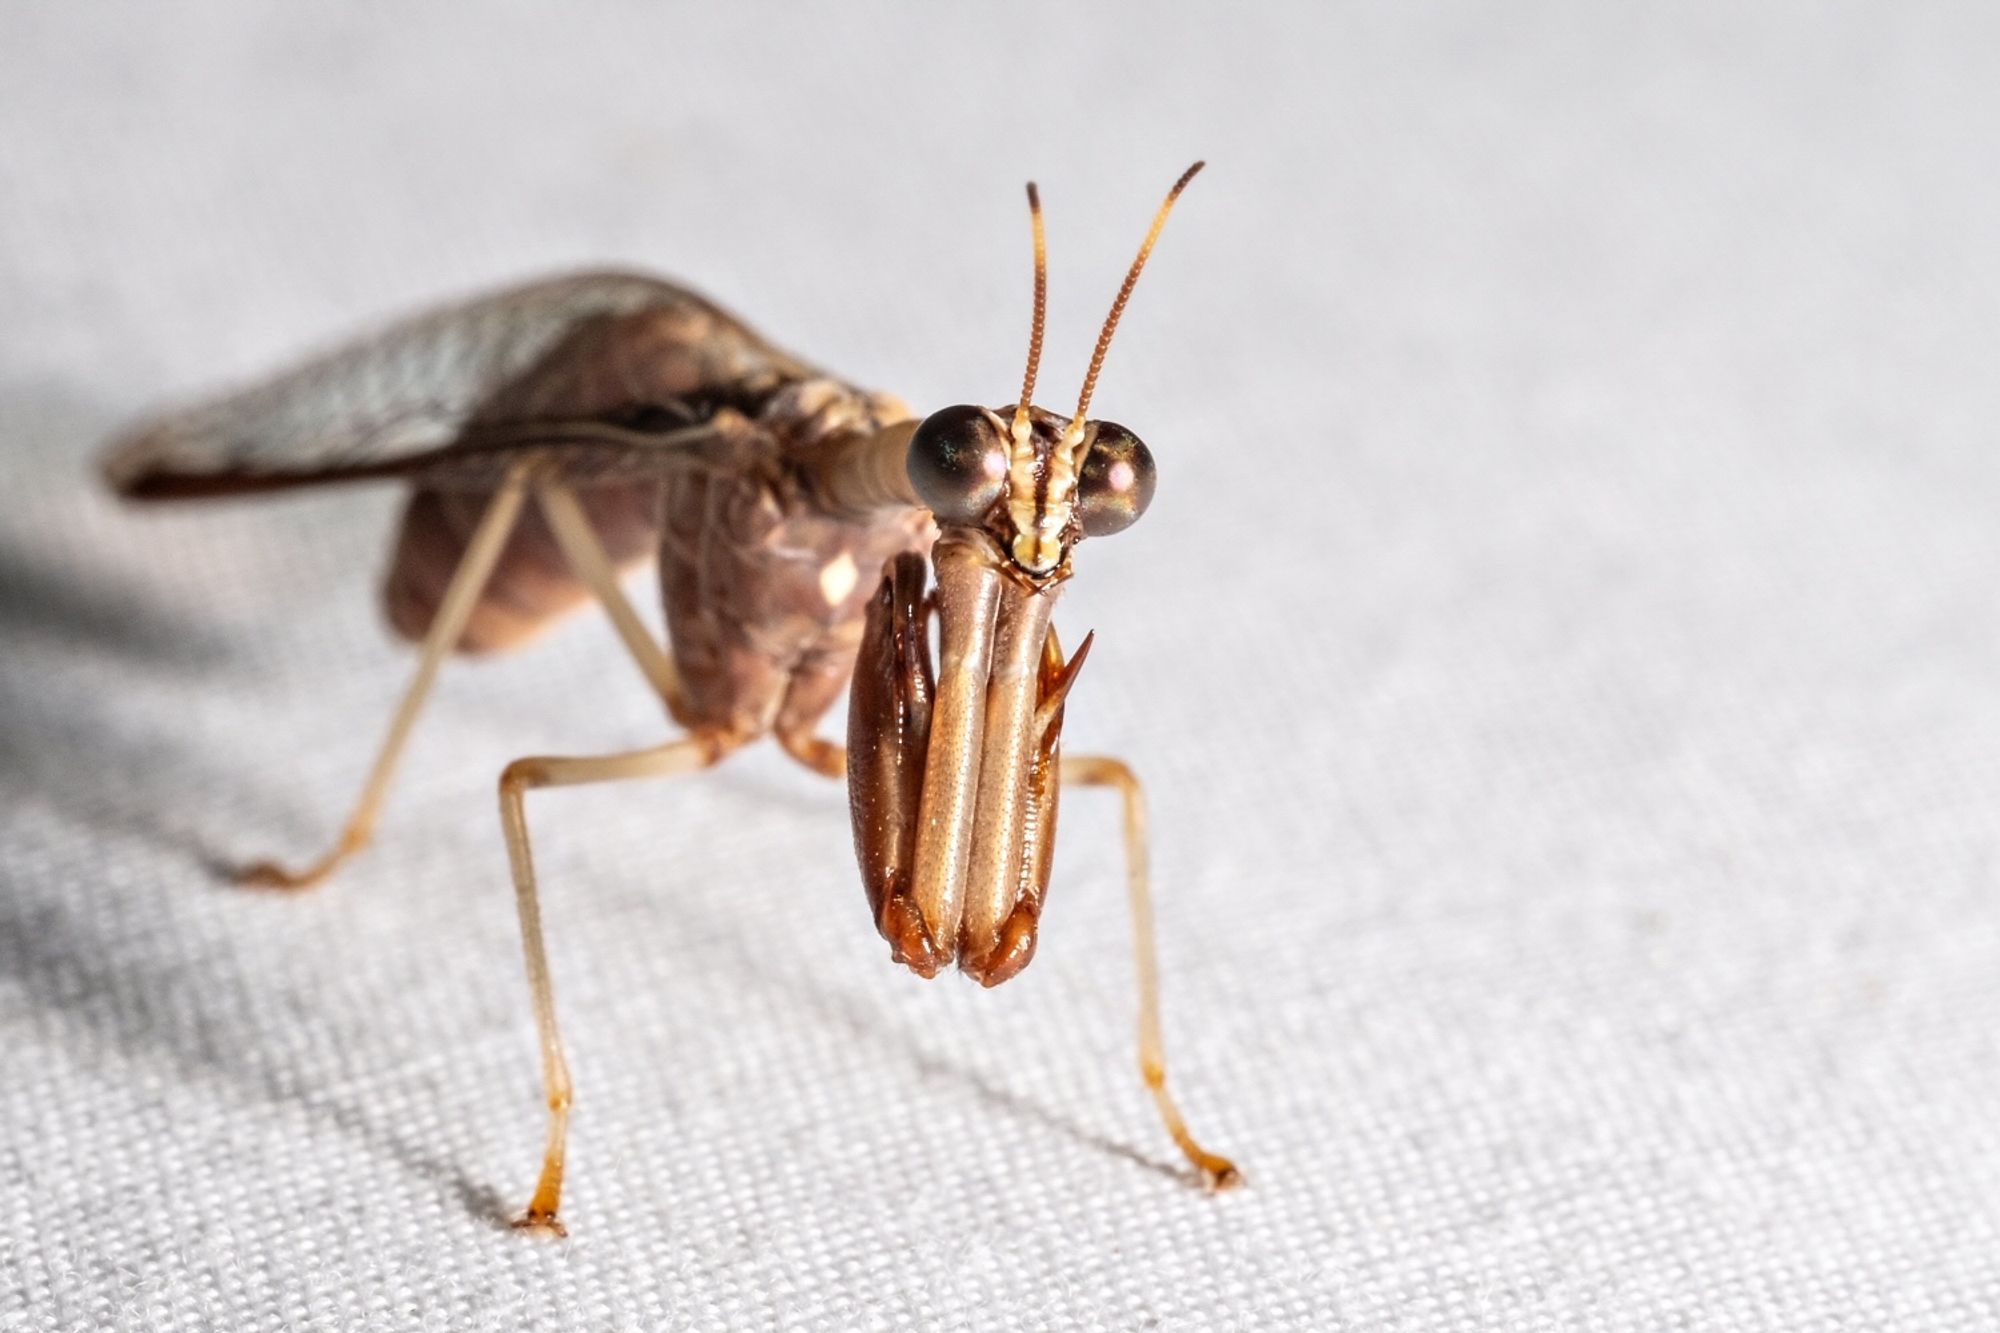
102, 270, 814, 497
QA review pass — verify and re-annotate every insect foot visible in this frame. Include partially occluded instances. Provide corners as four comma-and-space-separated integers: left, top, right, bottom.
235, 825, 369, 891
1141, 1056, 1244, 1192
509, 1209, 568, 1239
1200, 1159, 1245, 1192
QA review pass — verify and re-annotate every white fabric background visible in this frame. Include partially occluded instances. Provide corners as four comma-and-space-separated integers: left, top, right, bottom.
4, 3, 1999, 1329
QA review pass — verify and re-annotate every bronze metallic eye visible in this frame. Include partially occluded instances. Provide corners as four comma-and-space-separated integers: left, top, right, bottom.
906, 404, 1008, 524
1075, 421, 1156, 538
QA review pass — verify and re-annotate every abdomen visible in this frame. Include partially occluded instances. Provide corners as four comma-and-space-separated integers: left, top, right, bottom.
383, 479, 666, 654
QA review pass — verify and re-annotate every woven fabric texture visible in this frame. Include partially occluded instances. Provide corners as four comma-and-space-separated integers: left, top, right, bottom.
3, 4, 1998, 1329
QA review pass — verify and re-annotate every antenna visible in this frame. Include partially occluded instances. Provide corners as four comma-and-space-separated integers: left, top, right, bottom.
1012, 181, 1048, 445
1068, 160, 1205, 444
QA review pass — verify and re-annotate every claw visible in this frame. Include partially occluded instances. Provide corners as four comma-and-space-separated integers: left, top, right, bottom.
510, 1209, 568, 1238
1198, 1156, 1244, 1192
236, 857, 336, 891
959, 899, 1040, 988
235, 828, 366, 891
879, 891, 947, 978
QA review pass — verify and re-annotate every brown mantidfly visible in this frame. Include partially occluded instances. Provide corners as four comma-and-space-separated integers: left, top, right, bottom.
104, 162, 1238, 1233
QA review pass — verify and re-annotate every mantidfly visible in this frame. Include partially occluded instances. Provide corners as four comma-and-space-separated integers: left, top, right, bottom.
105, 162, 1238, 1233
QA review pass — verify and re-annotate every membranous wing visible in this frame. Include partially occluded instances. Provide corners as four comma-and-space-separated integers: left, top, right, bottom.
103, 270, 817, 498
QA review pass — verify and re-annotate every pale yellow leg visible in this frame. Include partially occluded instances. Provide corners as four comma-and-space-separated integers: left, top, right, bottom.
545, 472, 843, 852
239, 460, 538, 890
501, 730, 740, 1236
777, 727, 845, 779
534, 480, 688, 723
1061, 754, 1242, 1190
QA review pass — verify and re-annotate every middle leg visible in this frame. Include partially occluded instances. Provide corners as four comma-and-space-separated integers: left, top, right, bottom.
500, 728, 743, 1236
773, 648, 857, 780
1062, 753, 1241, 1190
777, 727, 845, 779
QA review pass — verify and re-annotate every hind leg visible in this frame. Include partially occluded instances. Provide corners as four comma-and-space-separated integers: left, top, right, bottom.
239, 459, 537, 889
534, 479, 689, 726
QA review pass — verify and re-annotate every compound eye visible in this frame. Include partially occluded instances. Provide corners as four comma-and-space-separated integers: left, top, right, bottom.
907, 404, 1008, 524
1075, 421, 1157, 538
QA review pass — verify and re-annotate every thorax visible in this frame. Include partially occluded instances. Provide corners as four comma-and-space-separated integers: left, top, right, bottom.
657, 379, 934, 733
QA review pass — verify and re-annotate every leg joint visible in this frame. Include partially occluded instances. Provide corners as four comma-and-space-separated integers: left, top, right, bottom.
500, 756, 550, 798
1064, 753, 1140, 793
1096, 756, 1138, 790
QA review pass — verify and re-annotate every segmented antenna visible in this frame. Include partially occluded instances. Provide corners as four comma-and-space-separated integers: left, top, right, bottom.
1013, 181, 1048, 444
1068, 160, 1205, 443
